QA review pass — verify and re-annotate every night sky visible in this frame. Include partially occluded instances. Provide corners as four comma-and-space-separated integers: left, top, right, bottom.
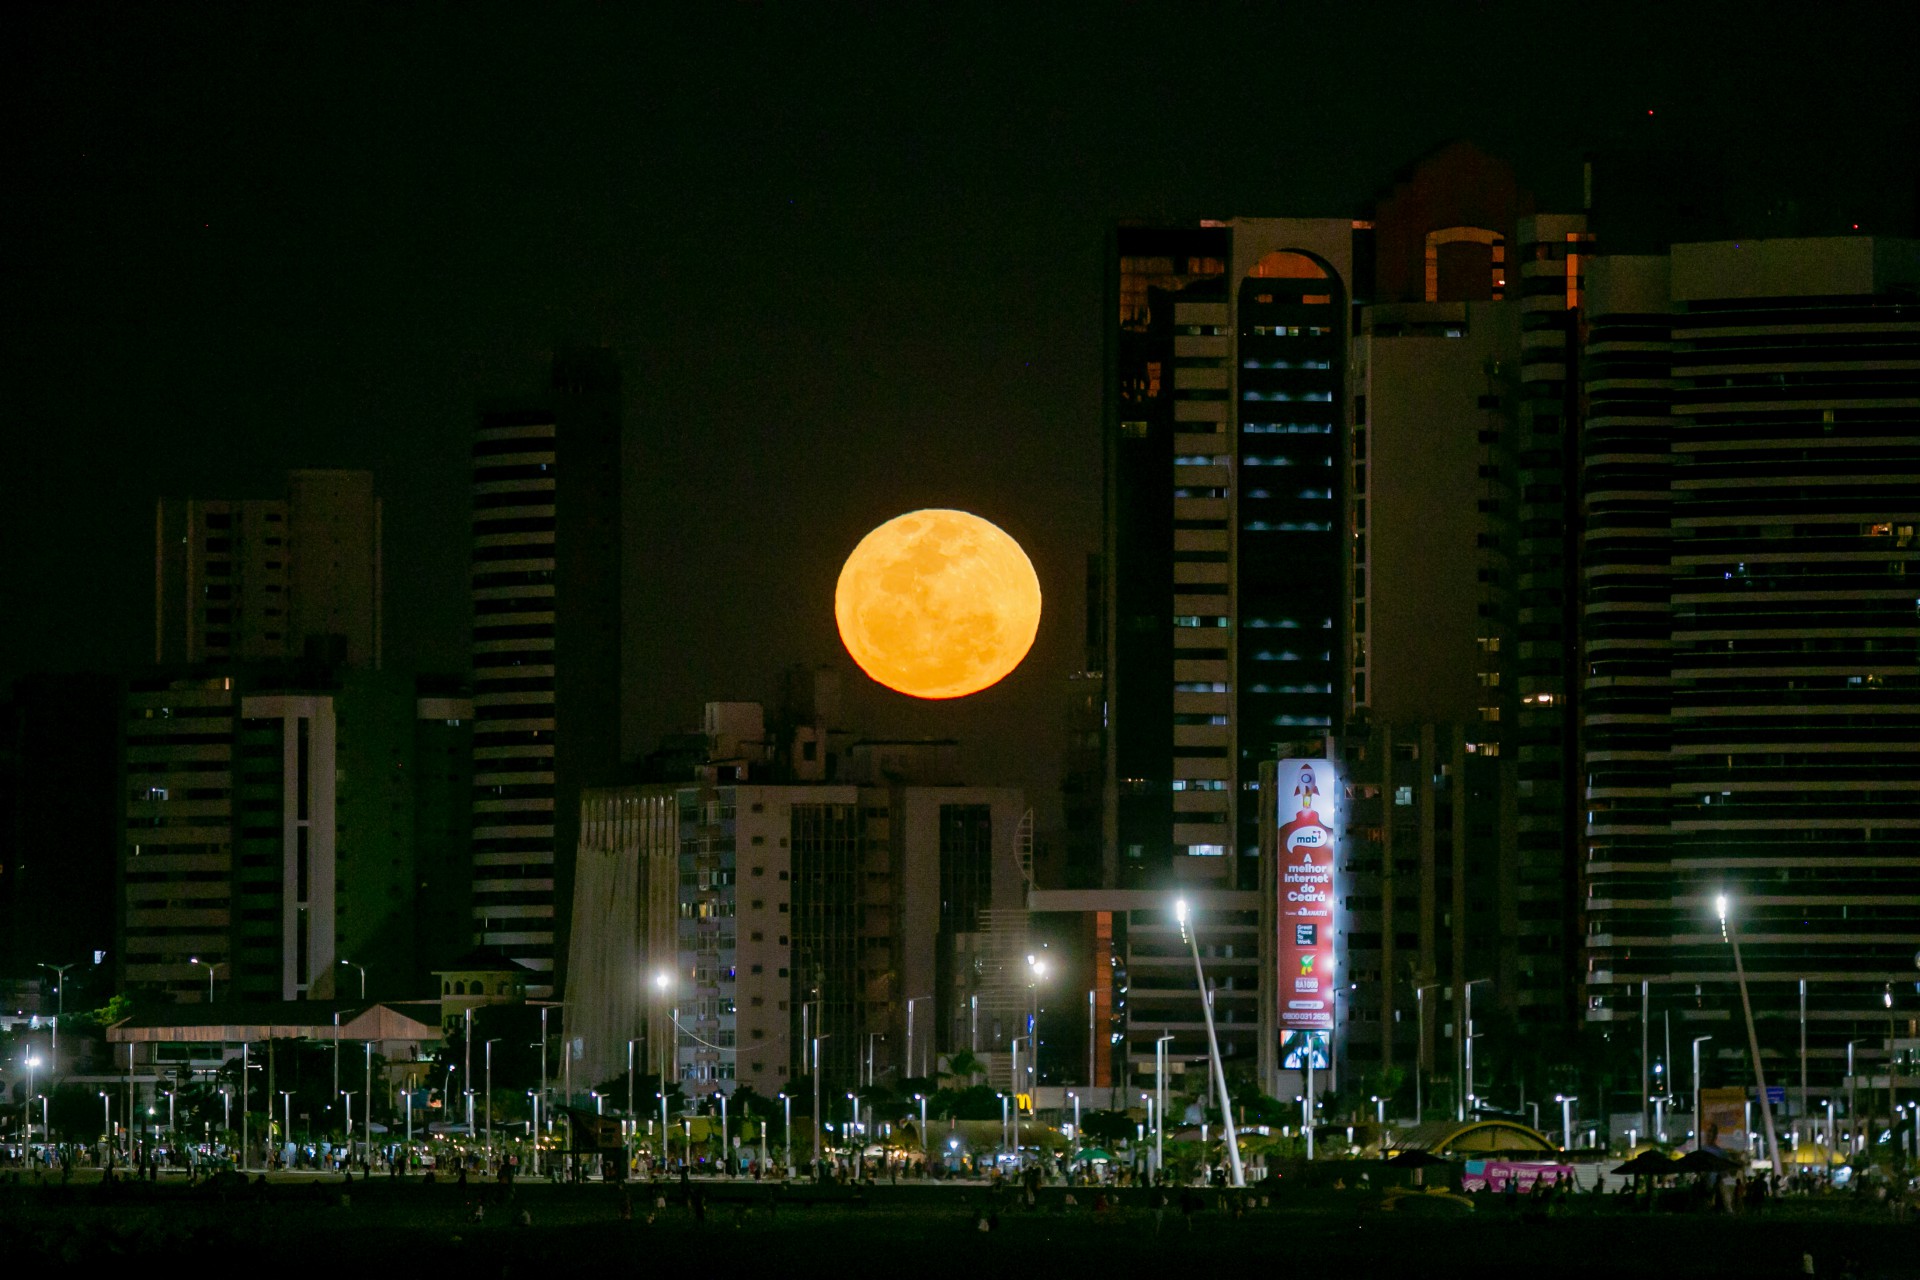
7, 4, 1915, 818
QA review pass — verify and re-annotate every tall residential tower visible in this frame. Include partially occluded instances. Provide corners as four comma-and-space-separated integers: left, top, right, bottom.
469, 349, 623, 998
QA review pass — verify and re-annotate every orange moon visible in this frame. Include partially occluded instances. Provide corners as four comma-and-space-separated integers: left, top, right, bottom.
834, 509, 1042, 700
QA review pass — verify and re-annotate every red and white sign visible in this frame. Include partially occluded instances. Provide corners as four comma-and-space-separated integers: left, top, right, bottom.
1275, 758, 1337, 1037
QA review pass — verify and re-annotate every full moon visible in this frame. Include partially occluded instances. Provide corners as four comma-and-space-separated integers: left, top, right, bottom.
834, 509, 1042, 700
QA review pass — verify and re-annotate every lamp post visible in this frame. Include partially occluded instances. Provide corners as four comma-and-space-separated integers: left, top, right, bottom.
906, 995, 930, 1080
38, 962, 74, 1064
100, 1091, 110, 1148
1556, 1094, 1577, 1152
280, 1091, 293, 1150
23, 1053, 41, 1139
1067, 1090, 1079, 1142
1414, 982, 1440, 1123
364, 1040, 373, 1158
1717, 893, 1783, 1177
918, 1093, 929, 1154
1154, 1033, 1173, 1177
339, 957, 367, 1001
1025, 954, 1047, 1097
1692, 1035, 1713, 1150
1462, 978, 1492, 1122
1847, 1038, 1869, 1155
189, 955, 218, 1003
780, 1092, 792, 1173
1886, 985, 1898, 1147
1175, 897, 1243, 1187
486, 1038, 500, 1166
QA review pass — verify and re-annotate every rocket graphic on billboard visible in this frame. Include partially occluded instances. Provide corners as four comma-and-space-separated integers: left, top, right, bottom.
1276, 759, 1337, 1068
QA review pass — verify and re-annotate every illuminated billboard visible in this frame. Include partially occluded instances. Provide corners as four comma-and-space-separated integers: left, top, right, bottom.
1275, 758, 1337, 1070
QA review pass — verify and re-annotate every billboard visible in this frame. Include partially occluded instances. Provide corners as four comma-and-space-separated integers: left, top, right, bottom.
1699, 1087, 1750, 1154
1275, 758, 1338, 1068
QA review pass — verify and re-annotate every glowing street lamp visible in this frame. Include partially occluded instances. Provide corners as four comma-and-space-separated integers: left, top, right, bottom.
1718, 893, 1783, 1177
189, 956, 218, 1003
1175, 897, 1243, 1187
23, 1053, 41, 1138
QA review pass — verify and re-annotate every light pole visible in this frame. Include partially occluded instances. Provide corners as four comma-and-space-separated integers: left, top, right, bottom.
339, 958, 367, 1001
189, 955, 218, 1003
781, 1092, 792, 1173
1154, 1033, 1173, 1177
1847, 1038, 1869, 1155
1026, 953, 1047, 1097
1692, 1035, 1713, 1150
906, 995, 930, 1080
23, 1053, 41, 1139
1414, 982, 1440, 1123
486, 1038, 500, 1165
1175, 898, 1243, 1187
1717, 893, 1783, 1177
100, 1091, 110, 1148
1067, 1090, 1079, 1143
164, 1087, 175, 1138
280, 1091, 293, 1149
38, 962, 75, 1064
1886, 985, 1898, 1146
1462, 978, 1492, 1122
1556, 1094, 1577, 1152
918, 1093, 929, 1154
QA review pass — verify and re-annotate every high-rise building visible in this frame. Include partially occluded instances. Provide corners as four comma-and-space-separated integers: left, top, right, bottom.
1580, 237, 1920, 1115
1096, 147, 1597, 1098
155, 469, 381, 668
566, 771, 1027, 1098
119, 666, 472, 1004
1104, 218, 1356, 894
469, 349, 623, 999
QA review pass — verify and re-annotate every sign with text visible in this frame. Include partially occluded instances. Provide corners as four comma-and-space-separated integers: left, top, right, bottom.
1275, 758, 1338, 1059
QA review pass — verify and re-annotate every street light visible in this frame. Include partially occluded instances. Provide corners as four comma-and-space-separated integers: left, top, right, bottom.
905, 995, 930, 1080
189, 956, 218, 1003
38, 962, 75, 1062
1886, 985, 1899, 1146
23, 1053, 41, 1139
1413, 982, 1441, 1124
1025, 953, 1048, 1096
338, 958, 367, 1001
100, 1091, 111, 1147
1462, 978, 1493, 1122
1175, 897, 1244, 1187
485, 1038, 501, 1166
1717, 893, 1783, 1177
1555, 1094, 1577, 1152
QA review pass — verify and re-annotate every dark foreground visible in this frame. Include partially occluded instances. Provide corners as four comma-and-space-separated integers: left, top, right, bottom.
2, 1176, 1915, 1278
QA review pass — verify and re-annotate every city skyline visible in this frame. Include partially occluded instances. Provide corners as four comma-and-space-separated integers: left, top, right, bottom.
8, 6, 1917, 814
3, 7, 1918, 1183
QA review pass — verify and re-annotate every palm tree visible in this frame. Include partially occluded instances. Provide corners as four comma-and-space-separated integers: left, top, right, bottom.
941, 1050, 983, 1088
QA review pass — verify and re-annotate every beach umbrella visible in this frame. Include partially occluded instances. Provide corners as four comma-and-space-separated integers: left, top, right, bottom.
1612, 1150, 1676, 1176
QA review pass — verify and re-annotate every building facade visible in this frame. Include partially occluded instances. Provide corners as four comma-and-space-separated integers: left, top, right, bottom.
1104, 218, 1355, 894
120, 667, 472, 1004
565, 776, 1027, 1099
155, 469, 382, 669
1580, 237, 1920, 1109
469, 348, 623, 999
